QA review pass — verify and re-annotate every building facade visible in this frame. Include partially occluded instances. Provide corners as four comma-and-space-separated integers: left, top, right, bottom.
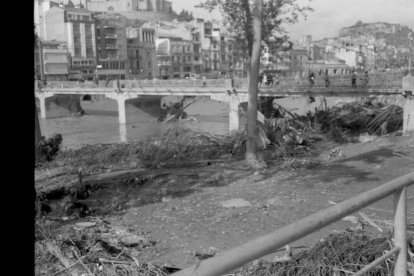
126, 27, 157, 79
42, 6, 97, 80
156, 37, 194, 78
95, 14, 128, 80
85, 0, 172, 13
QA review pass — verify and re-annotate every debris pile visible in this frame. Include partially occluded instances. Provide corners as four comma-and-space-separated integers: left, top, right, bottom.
227, 230, 414, 276
35, 217, 176, 276
306, 101, 403, 142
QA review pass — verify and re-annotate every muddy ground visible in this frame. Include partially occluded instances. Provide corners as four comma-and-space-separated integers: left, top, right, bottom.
35, 133, 414, 269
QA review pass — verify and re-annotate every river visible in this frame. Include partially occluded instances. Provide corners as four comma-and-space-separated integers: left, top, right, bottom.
38, 95, 365, 149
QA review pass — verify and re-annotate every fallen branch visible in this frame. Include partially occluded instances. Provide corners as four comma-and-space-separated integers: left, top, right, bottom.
359, 212, 383, 232
393, 152, 414, 162
46, 241, 79, 276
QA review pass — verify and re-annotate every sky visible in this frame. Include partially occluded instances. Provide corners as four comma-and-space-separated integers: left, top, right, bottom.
66, 0, 414, 41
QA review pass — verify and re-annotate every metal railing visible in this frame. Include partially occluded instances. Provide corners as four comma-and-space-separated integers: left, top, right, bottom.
171, 172, 414, 276
35, 73, 404, 91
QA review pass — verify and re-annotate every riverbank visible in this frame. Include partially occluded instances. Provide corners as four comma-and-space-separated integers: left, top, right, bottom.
35, 131, 414, 273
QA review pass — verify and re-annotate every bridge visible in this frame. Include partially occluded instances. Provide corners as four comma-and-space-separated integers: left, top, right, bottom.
35, 73, 414, 133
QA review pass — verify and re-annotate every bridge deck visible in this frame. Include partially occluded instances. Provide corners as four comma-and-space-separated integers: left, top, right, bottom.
35, 73, 405, 97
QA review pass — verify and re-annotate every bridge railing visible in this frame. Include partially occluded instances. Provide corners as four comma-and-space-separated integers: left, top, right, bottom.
172, 172, 414, 276
118, 79, 229, 88
35, 73, 403, 91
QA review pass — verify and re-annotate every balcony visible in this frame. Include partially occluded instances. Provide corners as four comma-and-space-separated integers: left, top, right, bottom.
103, 55, 123, 59
106, 44, 122, 49
105, 33, 118, 38
158, 61, 172, 66
44, 59, 68, 63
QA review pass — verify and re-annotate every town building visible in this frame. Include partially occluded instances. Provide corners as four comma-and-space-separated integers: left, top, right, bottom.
156, 36, 194, 79
126, 26, 157, 79
85, 0, 176, 21
94, 14, 128, 80
40, 5, 97, 80
35, 37, 70, 80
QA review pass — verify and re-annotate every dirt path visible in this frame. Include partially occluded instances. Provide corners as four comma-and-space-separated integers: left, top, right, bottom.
35, 134, 414, 269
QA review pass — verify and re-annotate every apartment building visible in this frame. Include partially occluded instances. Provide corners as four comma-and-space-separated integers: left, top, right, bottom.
156, 36, 194, 78
95, 14, 128, 80
40, 40, 70, 80
42, 6, 97, 80
126, 26, 157, 79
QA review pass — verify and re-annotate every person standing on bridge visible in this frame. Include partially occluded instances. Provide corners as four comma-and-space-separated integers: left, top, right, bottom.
202, 75, 207, 88
258, 73, 263, 87
364, 71, 370, 87
352, 71, 357, 88
324, 72, 330, 88
309, 71, 315, 87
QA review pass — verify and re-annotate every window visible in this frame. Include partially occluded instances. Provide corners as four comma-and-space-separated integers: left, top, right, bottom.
74, 47, 82, 56
82, 15, 90, 21
173, 67, 180, 72
85, 25, 92, 35
89, 70, 94, 74
136, 50, 139, 58
89, 61, 94, 65
73, 24, 80, 34
67, 14, 72, 20
120, 62, 124, 69
86, 48, 94, 57
148, 61, 152, 68
86, 37, 93, 45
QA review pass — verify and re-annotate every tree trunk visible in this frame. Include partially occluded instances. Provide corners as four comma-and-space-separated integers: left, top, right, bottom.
35, 99, 42, 162
245, 0, 267, 170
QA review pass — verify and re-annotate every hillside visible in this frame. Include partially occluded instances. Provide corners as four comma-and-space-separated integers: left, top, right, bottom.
339, 21, 412, 47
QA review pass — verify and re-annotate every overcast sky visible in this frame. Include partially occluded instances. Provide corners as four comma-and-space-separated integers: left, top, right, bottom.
68, 0, 414, 41
170, 0, 414, 41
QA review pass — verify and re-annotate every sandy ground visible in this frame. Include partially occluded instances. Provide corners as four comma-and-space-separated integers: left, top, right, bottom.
35, 133, 414, 269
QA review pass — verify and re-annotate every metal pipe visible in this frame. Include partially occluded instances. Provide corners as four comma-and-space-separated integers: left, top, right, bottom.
353, 247, 401, 276
394, 187, 407, 276
171, 172, 414, 276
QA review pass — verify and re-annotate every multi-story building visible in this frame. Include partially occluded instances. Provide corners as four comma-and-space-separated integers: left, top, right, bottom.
156, 36, 194, 78
41, 6, 97, 80
85, 0, 172, 12
126, 26, 157, 79
95, 14, 128, 80
40, 40, 70, 81
35, 0, 60, 38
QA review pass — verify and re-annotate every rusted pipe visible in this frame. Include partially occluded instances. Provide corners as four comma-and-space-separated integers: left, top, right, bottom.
394, 187, 408, 276
171, 172, 414, 276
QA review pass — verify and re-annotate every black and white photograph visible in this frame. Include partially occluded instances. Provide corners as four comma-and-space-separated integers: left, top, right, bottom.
34, 0, 414, 275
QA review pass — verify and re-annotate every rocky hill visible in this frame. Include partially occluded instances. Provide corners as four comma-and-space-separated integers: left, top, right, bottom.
339, 21, 412, 47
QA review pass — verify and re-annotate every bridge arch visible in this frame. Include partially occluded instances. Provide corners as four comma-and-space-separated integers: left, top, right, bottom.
82, 95, 92, 101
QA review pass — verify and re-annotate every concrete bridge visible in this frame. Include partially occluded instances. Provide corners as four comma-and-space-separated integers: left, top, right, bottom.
35, 73, 414, 134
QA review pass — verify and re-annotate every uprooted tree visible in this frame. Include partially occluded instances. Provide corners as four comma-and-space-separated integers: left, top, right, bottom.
196, 0, 313, 169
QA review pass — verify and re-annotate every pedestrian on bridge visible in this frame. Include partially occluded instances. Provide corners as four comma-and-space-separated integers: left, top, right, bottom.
309, 71, 315, 87
324, 72, 330, 88
295, 72, 300, 85
258, 73, 263, 87
202, 75, 207, 87
364, 71, 370, 86
352, 71, 357, 88
267, 74, 273, 86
